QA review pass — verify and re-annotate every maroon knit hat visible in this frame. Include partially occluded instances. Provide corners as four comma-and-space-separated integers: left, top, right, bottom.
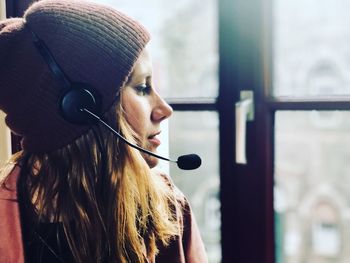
0, 0, 150, 152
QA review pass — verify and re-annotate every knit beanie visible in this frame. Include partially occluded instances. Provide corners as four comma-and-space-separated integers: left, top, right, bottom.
0, 0, 150, 152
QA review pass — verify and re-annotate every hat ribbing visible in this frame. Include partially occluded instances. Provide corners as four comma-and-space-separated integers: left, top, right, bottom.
0, 0, 150, 152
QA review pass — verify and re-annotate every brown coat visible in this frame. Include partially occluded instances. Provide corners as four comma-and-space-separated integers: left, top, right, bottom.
0, 166, 208, 263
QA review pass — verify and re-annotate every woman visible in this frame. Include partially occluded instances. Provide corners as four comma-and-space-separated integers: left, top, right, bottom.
0, 0, 207, 262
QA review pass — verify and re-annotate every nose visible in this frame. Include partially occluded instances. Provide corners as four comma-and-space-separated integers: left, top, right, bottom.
151, 93, 173, 122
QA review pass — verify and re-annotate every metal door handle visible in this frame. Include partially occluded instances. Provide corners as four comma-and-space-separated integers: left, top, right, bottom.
235, 90, 254, 164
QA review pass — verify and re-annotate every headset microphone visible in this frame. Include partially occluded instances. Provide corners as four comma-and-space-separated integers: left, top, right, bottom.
81, 108, 201, 170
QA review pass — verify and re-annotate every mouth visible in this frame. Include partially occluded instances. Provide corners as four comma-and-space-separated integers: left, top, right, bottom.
148, 131, 161, 147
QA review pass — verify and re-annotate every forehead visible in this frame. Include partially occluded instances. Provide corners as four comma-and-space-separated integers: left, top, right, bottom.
128, 49, 152, 83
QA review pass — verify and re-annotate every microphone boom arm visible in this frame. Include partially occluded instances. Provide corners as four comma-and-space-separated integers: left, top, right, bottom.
81, 108, 175, 162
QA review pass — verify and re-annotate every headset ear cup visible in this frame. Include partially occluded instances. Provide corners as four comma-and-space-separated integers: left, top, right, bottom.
60, 86, 99, 125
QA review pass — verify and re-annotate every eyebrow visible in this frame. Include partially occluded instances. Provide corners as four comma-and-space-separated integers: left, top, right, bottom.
128, 69, 152, 84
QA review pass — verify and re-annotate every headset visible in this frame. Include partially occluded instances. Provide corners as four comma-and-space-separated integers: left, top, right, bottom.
32, 32, 102, 125
31, 31, 201, 170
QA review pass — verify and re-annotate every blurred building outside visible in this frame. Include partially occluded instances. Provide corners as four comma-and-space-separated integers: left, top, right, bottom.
274, 1, 350, 263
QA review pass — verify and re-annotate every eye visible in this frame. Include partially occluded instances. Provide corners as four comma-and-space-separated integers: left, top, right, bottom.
135, 84, 152, 96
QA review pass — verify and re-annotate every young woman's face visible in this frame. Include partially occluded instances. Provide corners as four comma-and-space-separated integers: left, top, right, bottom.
121, 49, 173, 168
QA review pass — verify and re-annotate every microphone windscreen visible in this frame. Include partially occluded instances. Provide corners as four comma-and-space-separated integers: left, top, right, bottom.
177, 154, 202, 170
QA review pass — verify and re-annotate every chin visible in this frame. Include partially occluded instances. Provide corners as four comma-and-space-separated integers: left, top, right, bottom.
140, 151, 159, 168
141, 145, 159, 168
144, 156, 159, 169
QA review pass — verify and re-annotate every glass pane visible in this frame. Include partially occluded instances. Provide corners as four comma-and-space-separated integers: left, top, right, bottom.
273, 0, 350, 97
91, 0, 219, 99
169, 111, 221, 263
274, 111, 350, 263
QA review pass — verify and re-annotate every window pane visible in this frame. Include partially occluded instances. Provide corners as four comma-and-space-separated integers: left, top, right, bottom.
91, 0, 219, 99
273, 0, 350, 97
274, 111, 350, 263
169, 111, 221, 263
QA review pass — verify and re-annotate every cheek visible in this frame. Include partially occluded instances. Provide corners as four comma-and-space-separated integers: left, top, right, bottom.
126, 113, 144, 134
123, 100, 148, 136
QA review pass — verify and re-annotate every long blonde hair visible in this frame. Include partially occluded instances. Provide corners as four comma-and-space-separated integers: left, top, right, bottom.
7, 101, 181, 263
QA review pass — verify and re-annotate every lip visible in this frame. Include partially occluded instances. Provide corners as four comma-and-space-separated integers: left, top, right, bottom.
148, 131, 161, 147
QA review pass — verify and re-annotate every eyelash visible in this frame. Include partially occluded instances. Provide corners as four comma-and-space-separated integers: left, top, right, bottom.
135, 84, 152, 95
